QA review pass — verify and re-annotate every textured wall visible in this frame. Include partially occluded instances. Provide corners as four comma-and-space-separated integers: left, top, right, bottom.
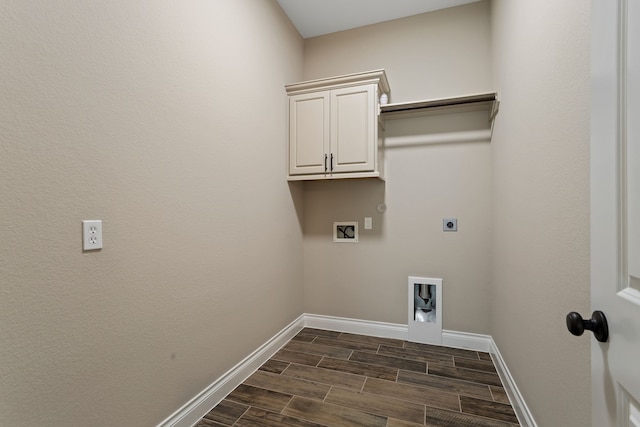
490, 2, 591, 425
0, 1, 304, 425
300, 2, 494, 332
303, 1, 492, 103
0, 1, 594, 425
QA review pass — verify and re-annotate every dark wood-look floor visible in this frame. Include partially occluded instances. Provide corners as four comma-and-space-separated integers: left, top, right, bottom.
195, 328, 520, 427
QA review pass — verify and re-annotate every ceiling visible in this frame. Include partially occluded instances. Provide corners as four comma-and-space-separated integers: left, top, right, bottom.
277, 0, 481, 39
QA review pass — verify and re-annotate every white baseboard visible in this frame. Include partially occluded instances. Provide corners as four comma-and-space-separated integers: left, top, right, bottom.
156, 314, 305, 427
489, 337, 538, 427
157, 314, 535, 427
442, 330, 492, 352
304, 314, 494, 353
302, 314, 408, 340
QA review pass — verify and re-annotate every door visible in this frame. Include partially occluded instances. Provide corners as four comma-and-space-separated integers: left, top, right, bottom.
591, 0, 640, 424
330, 85, 376, 173
289, 91, 330, 175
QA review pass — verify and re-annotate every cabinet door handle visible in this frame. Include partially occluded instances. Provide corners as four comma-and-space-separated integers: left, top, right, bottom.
330, 153, 334, 171
324, 154, 328, 172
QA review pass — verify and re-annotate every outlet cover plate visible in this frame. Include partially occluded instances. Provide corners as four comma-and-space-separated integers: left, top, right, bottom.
364, 217, 372, 230
83, 220, 103, 250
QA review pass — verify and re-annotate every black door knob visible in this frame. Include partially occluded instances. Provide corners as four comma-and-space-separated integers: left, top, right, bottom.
566, 310, 609, 342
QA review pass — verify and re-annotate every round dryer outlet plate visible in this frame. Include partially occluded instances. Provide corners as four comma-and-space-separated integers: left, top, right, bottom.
376, 203, 387, 213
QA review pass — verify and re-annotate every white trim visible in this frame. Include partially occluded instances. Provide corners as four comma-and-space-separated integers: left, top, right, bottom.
156, 315, 305, 427
442, 330, 491, 352
489, 336, 538, 427
157, 314, 535, 427
305, 314, 495, 353
619, 286, 640, 306
285, 69, 390, 97
303, 313, 408, 340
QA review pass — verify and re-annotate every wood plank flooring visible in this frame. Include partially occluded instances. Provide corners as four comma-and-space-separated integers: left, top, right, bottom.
195, 328, 519, 427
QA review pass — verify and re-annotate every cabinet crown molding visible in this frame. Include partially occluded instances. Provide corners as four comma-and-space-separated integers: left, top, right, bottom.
286, 69, 390, 96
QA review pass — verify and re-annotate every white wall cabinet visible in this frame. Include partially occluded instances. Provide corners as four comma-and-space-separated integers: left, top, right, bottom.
286, 70, 390, 181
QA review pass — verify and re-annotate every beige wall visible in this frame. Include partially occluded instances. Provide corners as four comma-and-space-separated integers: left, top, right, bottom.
303, 2, 492, 103
490, 2, 591, 426
0, 1, 594, 425
0, 1, 303, 425
301, 2, 494, 332
303, 3, 593, 425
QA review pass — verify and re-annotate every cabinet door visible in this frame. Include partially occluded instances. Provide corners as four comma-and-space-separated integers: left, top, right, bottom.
330, 85, 376, 173
289, 92, 330, 175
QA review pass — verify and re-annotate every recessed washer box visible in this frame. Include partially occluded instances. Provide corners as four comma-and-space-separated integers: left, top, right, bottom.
408, 276, 443, 345
333, 221, 358, 242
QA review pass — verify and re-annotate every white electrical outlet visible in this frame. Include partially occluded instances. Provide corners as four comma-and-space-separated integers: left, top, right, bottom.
82, 220, 103, 250
364, 217, 372, 230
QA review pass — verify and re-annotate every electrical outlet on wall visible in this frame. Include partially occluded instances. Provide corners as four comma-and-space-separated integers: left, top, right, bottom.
364, 217, 372, 230
82, 220, 103, 250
